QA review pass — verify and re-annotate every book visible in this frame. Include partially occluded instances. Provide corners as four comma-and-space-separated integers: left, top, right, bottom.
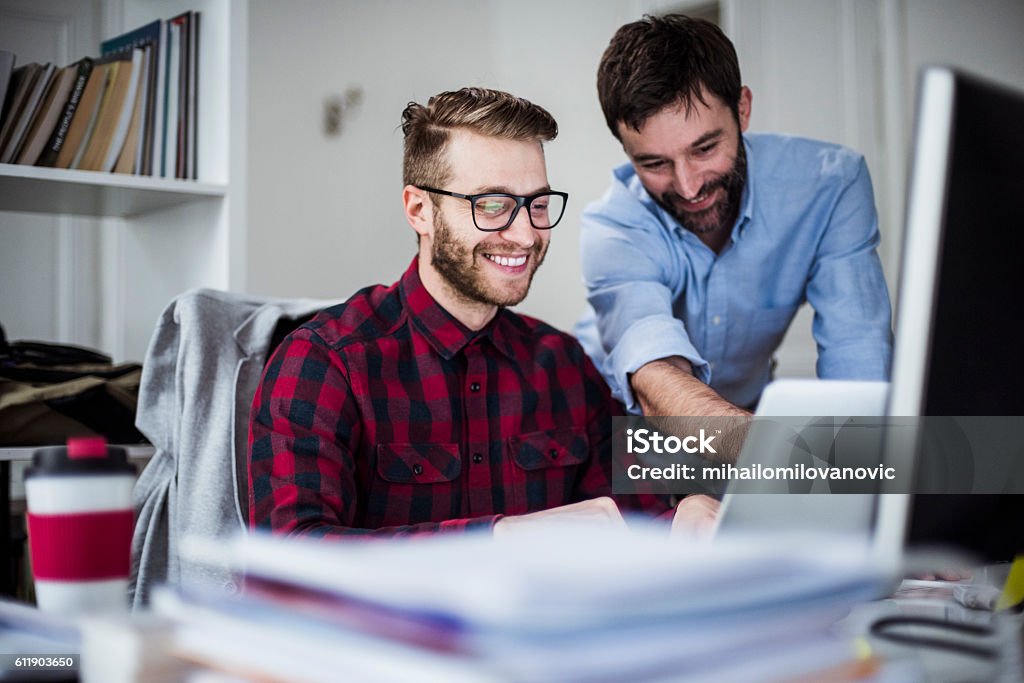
101, 18, 165, 176
99, 47, 145, 172
169, 11, 190, 179
0, 62, 55, 163
0, 50, 15, 126
0, 62, 36, 149
113, 48, 149, 174
0, 63, 44, 161
74, 55, 134, 171
100, 18, 161, 55
187, 11, 200, 179
128, 45, 152, 174
36, 57, 94, 167
15, 63, 79, 166
147, 21, 168, 176
54, 61, 111, 169
163, 21, 181, 178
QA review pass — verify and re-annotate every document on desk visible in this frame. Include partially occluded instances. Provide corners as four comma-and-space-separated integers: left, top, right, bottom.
169, 525, 887, 682
225, 526, 880, 626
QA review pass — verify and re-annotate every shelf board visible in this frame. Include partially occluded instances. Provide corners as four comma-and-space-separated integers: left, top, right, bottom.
0, 444, 156, 462
0, 164, 226, 218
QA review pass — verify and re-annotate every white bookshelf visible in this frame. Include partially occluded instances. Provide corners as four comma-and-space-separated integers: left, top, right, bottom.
2, 445, 156, 506
0, 444, 156, 462
0, 0, 248, 362
0, 163, 225, 217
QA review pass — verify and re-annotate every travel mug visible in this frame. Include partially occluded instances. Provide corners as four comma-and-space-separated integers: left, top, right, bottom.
24, 436, 137, 614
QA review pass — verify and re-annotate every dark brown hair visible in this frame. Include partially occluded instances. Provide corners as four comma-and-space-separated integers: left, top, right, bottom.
401, 87, 558, 188
597, 14, 741, 140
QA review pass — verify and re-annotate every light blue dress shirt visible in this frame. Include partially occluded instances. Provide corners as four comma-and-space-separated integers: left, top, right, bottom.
575, 133, 893, 412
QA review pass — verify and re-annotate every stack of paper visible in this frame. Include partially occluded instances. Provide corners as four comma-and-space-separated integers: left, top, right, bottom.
157, 524, 887, 682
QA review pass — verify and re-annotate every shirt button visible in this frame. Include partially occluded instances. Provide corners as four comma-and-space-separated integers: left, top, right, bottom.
472, 453, 483, 464
709, 362, 716, 371
470, 382, 481, 392
712, 315, 721, 325
413, 464, 423, 475
550, 449, 559, 460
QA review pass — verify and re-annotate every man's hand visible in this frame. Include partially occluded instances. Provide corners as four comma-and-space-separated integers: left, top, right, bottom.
670, 494, 720, 538
493, 497, 627, 537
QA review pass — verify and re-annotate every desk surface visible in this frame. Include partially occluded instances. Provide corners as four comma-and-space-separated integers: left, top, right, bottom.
839, 588, 1023, 682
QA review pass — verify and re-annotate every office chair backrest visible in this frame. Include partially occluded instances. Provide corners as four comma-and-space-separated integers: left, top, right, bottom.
129, 288, 336, 609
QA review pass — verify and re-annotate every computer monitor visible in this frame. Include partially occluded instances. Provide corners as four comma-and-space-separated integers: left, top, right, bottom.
879, 66, 1024, 563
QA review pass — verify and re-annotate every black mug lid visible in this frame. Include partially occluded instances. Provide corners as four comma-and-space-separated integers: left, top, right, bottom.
25, 437, 137, 478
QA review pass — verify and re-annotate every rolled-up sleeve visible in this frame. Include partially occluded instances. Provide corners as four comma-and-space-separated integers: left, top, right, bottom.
807, 158, 894, 380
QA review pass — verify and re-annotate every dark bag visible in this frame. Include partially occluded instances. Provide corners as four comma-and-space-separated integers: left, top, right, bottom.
0, 325, 146, 446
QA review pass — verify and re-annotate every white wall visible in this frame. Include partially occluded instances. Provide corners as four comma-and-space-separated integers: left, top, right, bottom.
247, 1, 487, 309
727, 0, 1024, 377
902, 0, 1024, 95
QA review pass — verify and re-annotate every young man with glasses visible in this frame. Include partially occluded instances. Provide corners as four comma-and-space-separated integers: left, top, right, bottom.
576, 15, 894, 420
248, 87, 700, 537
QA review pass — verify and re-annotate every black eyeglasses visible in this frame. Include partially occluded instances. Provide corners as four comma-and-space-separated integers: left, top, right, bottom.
417, 186, 568, 232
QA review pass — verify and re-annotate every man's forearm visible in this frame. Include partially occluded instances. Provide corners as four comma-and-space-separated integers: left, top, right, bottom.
629, 357, 752, 464
630, 356, 750, 417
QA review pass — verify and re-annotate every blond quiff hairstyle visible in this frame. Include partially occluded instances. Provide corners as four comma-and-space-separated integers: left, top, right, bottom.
401, 87, 558, 189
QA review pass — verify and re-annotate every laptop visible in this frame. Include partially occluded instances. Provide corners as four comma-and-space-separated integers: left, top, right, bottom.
712, 379, 892, 563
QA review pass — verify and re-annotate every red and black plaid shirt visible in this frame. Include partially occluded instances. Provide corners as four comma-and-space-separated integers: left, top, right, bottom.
248, 257, 656, 537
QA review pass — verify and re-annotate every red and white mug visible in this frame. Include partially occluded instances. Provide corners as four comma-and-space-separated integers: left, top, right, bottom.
24, 436, 137, 614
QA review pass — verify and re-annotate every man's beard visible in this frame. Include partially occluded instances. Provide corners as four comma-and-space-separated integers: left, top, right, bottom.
658, 141, 747, 236
430, 209, 547, 308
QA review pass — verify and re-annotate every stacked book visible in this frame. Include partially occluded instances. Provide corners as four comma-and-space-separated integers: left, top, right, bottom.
153, 525, 890, 682
0, 10, 199, 179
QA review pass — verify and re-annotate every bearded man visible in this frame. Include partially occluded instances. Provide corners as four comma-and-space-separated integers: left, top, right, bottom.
247, 87, 700, 537
575, 14, 894, 418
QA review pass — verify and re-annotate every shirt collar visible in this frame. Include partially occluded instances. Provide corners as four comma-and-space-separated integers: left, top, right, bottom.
398, 256, 516, 361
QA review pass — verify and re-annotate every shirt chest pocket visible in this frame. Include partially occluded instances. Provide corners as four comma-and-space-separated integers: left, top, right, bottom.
373, 443, 462, 526
507, 428, 590, 514
376, 443, 462, 483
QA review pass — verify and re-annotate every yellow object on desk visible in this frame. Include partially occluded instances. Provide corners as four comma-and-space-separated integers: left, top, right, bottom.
996, 554, 1024, 611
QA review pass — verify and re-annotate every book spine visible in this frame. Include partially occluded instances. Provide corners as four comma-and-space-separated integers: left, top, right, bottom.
100, 48, 144, 172
149, 20, 167, 176
188, 11, 199, 180
36, 58, 93, 168
0, 64, 54, 163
